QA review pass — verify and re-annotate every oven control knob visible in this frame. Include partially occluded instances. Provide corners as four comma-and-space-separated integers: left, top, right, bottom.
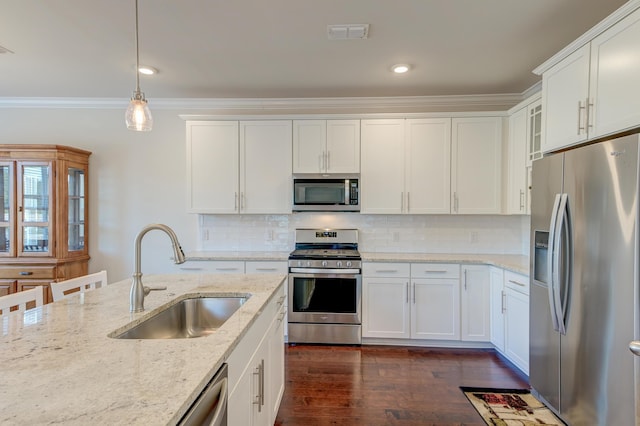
346, 261, 352, 267
337, 261, 343, 267
321, 260, 328, 267
297, 260, 302, 267
306, 261, 311, 267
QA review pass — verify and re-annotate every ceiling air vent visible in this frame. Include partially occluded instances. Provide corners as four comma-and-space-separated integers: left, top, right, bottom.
327, 24, 369, 40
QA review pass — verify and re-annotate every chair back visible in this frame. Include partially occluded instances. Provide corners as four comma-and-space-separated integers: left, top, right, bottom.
51, 270, 108, 302
0, 287, 44, 316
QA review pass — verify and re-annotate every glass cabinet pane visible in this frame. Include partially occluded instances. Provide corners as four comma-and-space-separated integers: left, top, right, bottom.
529, 104, 543, 162
68, 167, 85, 251
22, 166, 50, 223
23, 226, 49, 252
0, 165, 10, 254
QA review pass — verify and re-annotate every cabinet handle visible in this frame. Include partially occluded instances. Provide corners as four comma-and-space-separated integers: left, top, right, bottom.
577, 100, 586, 135
277, 295, 286, 307
400, 192, 404, 212
424, 270, 447, 274
252, 359, 265, 411
375, 269, 398, 273
234, 192, 238, 211
327, 151, 331, 171
464, 269, 467, 290
501, 290, 506, 313
519, 190, 525, 211
19, 271, 33, 276
241, 192, 245, 210
407, 192, 410, 213
319, 154, 324, 172
587, 98, 594, 130
178, 267, 203, 271
255, 268, 278, 271
453, 192, 459, 213
406, 282, 409, 303
412, 282, 416, 304
216, 267, 240, 271
508, 279, 526, 287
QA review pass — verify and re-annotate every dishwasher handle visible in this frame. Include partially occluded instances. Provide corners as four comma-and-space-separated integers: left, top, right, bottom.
178, 363, 228, 426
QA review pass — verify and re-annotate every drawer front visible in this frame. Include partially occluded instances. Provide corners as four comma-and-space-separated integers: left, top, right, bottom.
0, 266, 56, 280
410, 263, 460, 279
245, 261, 288, 274
175, 261, 245, 274
362, 262, 410, 278
504, 270, 529, 295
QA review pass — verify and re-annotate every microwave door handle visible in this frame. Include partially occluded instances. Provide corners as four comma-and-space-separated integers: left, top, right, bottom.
345, 180, 349, 205
547, 193, 562, 332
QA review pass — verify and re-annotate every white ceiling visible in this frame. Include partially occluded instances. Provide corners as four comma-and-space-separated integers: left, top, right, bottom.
0, 0, 629, 100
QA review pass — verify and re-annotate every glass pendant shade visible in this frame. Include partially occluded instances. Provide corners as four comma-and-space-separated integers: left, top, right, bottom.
125, 92, 153, 132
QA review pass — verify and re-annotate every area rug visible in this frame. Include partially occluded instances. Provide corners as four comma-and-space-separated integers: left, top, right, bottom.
461, 387, 564, 425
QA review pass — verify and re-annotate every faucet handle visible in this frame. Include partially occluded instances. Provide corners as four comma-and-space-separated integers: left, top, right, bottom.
143, 285, 167, 295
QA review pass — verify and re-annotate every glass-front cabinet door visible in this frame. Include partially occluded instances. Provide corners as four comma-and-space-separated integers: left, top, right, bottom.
0, 162, 14, 257
67, 165, 86, 253
17, 162, 52, 256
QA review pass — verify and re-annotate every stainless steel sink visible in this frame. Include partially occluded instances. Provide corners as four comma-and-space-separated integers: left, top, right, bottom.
112, 296, 249, 339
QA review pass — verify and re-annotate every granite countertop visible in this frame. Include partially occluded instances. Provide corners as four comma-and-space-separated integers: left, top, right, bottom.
186, 251, 529, 275
0, 273, 286, 425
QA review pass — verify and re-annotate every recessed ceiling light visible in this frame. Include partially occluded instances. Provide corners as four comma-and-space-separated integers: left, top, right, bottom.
392, 64, 410, 74
138, 65, 158, 75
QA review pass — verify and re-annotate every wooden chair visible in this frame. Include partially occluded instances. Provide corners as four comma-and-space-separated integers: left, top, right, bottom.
50, 270, 108, 302
0, 287, 44, 316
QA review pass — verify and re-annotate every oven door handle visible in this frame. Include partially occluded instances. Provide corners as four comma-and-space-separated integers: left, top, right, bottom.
289, 268, 361, 275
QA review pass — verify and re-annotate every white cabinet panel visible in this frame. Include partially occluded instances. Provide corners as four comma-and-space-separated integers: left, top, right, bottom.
362, 277, 410, 338
460, 265, 490, 342
412, 278, 460, 340
240, 121, 292, 214
360, 119, 405, 214
489, 266, 505, 352
451, 117, 503, 214
292, 120, 325, 173
507, 107, 528, 215
293, 120, 360, 173
174, 260, 245, 274
326, 120, 360, 173
504, 270, 529, 374
405, 118, 451, 214
245, 261, 288, 274
186, 121, 239, 214
589, 7, 640, 139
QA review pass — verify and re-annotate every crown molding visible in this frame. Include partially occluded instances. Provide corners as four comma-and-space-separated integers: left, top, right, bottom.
0, 93, 525, 112
533, 0, 640, 75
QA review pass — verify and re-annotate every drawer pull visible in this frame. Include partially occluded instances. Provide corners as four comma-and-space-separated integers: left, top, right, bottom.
424, 270, 448, 274
216, 268, 240, 271
508, 279, 526, 287
375, 269, 398, 273
255, 268, 278, 271
19, 271, 33, 276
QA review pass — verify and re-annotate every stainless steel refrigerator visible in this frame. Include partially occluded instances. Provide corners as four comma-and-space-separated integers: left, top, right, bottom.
530, 131, 640, 425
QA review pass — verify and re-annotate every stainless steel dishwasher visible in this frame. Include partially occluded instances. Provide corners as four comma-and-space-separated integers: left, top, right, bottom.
178, 363, 228, 426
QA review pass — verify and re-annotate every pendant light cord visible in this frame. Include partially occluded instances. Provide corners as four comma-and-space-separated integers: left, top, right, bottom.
134, 0, 141, 95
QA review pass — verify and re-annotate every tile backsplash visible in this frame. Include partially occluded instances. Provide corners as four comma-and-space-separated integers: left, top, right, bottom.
199, 213, 530, 255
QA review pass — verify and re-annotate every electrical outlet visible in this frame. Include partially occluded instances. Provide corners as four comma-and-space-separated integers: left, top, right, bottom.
469, 231, 479, 244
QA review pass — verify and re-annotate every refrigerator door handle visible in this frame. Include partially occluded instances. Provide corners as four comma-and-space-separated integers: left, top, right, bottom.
547, 193, 562, 332
629, 341, 640, 356
553, 193, 570, 335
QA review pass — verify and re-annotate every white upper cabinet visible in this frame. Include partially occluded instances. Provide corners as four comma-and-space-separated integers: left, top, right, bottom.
361, 118, 451, 214
507, 107, 527, 215
360, 119, 406, 214
186, 120, 292, 214
292, 120, 360, 174
589, 7, 640, 138
405, 118, 451, 214
240, 121, 293, 214
451, 117, 503, 214
541, 6, 640, 153
186, 121, 239, 214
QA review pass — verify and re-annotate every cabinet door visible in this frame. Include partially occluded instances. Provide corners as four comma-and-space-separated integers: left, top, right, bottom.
505, 287, 530, 374
0, 280, 16, 297
326, 120, 360, 173
589, 7, 640, 138
186, 121, 239, 213
245, 261, 288, 274
17, 162, 53, 257
63, 160, 89, 258
362, 277, 410, 338
292, 120, 326, 173
451, 117, 503, 214
0, 162, 14, 257
412, 278, 460, 340
16, 281, 51, 305
541, 44, 591, 152
267, 306, 285, 424
174, 260, 245, 274
507, 107, 527, 215
527, 100, 543, 165
360, 119, 405, 214
240, 121, 292, 214
405, 118, 451, 214
489, 267, 505, 352
460, 265, 490, 342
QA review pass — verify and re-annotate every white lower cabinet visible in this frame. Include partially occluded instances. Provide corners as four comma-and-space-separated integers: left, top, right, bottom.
227, 284, 285, 426
362, 263, 411, 338
503, 270, 530, 374
460, 265, 490, 341
411, 263, 460, 340
489, 266, 505, 352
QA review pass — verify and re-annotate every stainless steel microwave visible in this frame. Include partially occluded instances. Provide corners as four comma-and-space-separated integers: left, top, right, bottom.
293, 174, 359, 212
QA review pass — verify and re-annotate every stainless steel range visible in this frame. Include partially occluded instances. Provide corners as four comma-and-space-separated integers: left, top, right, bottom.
287, 229, 362, 345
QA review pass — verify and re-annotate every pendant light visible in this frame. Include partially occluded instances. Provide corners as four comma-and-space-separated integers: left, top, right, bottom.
125, 0, 153, 132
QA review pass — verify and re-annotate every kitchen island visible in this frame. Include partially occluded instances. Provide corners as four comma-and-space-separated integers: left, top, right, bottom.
0, 273, 286, 425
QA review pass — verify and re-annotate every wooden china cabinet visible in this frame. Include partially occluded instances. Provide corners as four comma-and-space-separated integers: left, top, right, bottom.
0, 145, 91, 304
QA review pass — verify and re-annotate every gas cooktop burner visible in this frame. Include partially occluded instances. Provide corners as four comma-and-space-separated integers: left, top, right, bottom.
289, 228, 361, 270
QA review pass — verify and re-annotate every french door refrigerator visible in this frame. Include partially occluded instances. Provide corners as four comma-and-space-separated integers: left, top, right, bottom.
530, 132, 640, 425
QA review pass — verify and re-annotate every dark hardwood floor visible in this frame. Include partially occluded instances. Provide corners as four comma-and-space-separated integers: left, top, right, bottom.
275, 344, 529, 426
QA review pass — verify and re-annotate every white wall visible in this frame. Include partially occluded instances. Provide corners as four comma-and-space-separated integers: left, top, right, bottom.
0, 105, 530, 284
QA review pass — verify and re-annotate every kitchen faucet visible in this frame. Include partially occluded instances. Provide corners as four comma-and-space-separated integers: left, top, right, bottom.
130, 223, 186, 312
